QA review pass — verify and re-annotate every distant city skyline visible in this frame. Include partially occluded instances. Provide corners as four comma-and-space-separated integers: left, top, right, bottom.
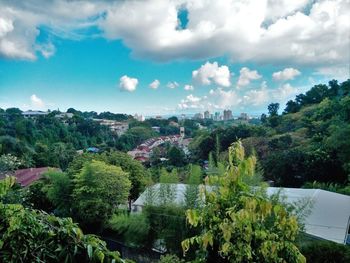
0, 0, 349, 115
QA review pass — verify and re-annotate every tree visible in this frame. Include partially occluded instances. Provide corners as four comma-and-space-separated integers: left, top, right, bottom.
167, 146, 186, 166
284, 100, 300, 114
182, 141, 305, 263
73, 160, 131, 225
44, 170, 72, 216
268, 103, 279, 116
0, 176, 125, 263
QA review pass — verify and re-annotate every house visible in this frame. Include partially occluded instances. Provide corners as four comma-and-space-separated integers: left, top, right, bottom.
93, 119, 129, 136
86, 147, 100, 153
13, 167, 53, 187
22, 110, 48, 118
133, 183, 350, 245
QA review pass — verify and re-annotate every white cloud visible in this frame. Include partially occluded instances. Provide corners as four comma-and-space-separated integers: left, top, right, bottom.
0, 0, 348, 77
177, 81, 302, 112
99, 0, 349, 71
184, 84, 194, 91
119, 75, 138, 92
167, 81, 179, 89
237, 67, 261, 87
192, 61, 231, 87
273, 67, 301, 81
30, 94, 45, 108
149, 79, 160, 89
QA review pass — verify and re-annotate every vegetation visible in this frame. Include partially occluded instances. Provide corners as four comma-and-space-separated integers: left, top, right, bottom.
182, 141, 305, 263
0, 176, 126, 263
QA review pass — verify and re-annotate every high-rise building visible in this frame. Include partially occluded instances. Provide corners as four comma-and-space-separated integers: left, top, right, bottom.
204, 110, 210, 119
193, 113, 204, 119
223, 110, 233, 121
240, 112, 248, 121
180, 127, 185, 138
214, 112, 220, 121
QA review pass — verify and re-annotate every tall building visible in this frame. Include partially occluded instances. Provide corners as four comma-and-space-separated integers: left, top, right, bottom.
193, 113, 204, 120
204, 110, 210, 119
223, 110, 233, 121
240, 112, 249, 121
214, 112, 220, 121
180, 127, 185, 138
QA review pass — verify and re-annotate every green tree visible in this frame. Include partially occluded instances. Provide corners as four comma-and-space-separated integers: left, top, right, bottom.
0, 176, 125, 263
73, 160, 131, 225
268, 103, 279, 116
167, 146, 186, 167
182, 141, 305, 263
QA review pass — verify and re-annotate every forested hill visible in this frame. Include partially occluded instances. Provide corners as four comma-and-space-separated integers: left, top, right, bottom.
190, 79, 350, 191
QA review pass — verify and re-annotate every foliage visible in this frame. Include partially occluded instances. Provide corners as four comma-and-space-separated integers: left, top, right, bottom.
108, 212, 150, 247
0, 176, 126, 263
73, 160, 131, 225
68, 151, 149, 204
144, 205, 189, 255
300, 240, 350, 263
158, 254, 185, 263
44, 170, 72, 216
167, 146, 186, 167
0, 154, 22, 175
182, 141, 305, 263
303, 181, 350, 196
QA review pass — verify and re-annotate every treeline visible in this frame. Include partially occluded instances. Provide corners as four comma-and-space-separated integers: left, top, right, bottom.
0, 108, 120, 169
190, 79, 350, 191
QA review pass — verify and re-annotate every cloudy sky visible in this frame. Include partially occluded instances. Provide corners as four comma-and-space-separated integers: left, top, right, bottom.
0, 0, 349, 116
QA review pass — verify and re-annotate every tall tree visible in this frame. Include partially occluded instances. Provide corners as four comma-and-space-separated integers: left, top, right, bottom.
73, 160, 131, 225
182, 141, 305, 263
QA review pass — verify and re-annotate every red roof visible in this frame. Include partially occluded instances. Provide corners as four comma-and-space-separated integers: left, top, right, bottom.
14, 167, 51, 187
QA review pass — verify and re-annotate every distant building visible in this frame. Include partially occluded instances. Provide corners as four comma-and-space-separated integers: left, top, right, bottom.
12, 167, 57, 187
223, 109, 233, 121
180, 127, 185, 138
214, 112, 220, 121
240, 112, 249, 121
55, 112, 74, 119
204, 110, 210, 119
22, 110, 48, 118
193, 113, 204, 120
152, 126, 161, 133
86, 147, 100, 153
93, 119, 129, 136
134, 114, 145, 122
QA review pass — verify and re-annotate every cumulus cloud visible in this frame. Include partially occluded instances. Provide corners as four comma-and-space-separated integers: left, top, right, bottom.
237, 67, 261, 87
30, 94, 45, 108
99, 0, 349, 69
149, 79, 160, 89
0, 0, 349, 77
178, 81, 301, 112
273, 67, 301, 81
192, 62, 231, 87
184, 84, 194, 91
119, 75, 138, 92
167, 81, 179, 89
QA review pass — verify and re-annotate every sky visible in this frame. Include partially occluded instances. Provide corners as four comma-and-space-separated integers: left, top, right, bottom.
0, 0, 349, 116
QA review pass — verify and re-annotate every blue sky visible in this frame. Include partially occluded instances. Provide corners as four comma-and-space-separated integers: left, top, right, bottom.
0, 0, 349, 116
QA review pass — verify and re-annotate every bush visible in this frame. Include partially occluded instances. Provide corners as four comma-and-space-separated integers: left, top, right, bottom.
159, 254, 184, 263
108, 213, 150, 247
300, 240, 350, 263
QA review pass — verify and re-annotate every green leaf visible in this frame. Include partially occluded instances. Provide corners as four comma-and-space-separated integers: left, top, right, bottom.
87, 244, 93, 259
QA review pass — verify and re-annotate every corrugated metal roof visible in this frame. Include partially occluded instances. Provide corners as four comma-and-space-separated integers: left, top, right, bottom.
133, 183, 350, 244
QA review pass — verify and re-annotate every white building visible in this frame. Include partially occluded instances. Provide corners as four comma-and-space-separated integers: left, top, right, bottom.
93, 119, 129, 136
133, 183, 350, 245
22, 110, 48, 118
